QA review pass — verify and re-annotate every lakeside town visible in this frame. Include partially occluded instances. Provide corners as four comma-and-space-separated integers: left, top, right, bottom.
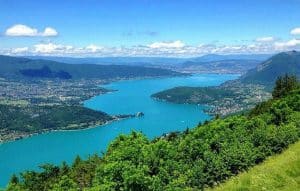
0, 78, 111, 106
206, 82, 271, 116
0, 77, 115, 143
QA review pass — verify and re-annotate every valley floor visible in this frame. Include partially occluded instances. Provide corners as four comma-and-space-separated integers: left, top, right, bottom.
208, 141, 300, 191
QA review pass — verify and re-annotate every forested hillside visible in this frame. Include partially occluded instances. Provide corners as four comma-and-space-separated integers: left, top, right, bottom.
0, 104, 114, 142
6, 76, 300, 191
152, 51, 300, 115
0, 55, 182, 80
241, 51, 300, 85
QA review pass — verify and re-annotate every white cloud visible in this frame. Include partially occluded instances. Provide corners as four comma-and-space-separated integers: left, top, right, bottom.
256, 36, 275, 43
4, 38, 300, 57
33, 43, 106, 55
148, 40, 185, 49
34, 43, 73, 54
291, 27, 300, 35
85, 44, 103, 53
274, 39, 300, 50
41, 27, 58, 36
5, 24, 38, 36
5, 24, 58, 37
15, 41, 276, 57
11, 47, 29, 54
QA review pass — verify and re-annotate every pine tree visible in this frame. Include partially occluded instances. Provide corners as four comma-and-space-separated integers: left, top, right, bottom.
9, 174, 19, 184
272, 74, 299, 98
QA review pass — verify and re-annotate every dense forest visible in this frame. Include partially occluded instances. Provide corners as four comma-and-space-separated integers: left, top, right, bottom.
152, 86, 234, 104
0, 55, 182, 80
20, 66, 72, 79
6, 75, 300, 190
0, 104, 114, 142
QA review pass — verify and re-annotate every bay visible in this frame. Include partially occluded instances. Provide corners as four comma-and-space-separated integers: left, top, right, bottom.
0, 74, 238, 187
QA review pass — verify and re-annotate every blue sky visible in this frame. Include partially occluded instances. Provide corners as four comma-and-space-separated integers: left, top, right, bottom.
0, 0, 300, 57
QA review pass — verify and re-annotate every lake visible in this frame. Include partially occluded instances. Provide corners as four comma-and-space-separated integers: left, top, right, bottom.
0, 74, 238, 187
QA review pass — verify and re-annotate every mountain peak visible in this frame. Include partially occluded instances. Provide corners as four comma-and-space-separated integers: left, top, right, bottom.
241, 51, 300, 86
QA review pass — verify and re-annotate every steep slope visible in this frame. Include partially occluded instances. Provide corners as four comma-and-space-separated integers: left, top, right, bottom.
241, 51, 300, 85
208, 141, 300, 191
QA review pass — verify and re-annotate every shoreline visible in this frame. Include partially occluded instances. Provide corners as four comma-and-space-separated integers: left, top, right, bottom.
151, 96, 215, 115
0, 73, 216, 145
0, 74, 183, 145
0, 116, 134, 144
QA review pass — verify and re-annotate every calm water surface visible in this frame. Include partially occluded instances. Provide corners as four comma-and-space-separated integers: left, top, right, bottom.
0, 74, 238, 187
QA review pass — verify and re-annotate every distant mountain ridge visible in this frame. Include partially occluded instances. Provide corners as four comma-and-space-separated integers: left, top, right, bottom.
0, 55, 182, 80
24, 54, 273, 75
179, 59, 261, 74
151, 51, 299, 115
192, 54, 272, 62
25, 53, 272, 65
25, 56, 187, 65
241, 51, 300, 85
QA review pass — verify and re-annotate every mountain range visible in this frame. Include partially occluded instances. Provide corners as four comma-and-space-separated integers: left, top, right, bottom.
151, 51, 300, 116
240, 50, 300, 85
26, 54, 271, 65
24, 54, 272, 75
0, 55, 182, 80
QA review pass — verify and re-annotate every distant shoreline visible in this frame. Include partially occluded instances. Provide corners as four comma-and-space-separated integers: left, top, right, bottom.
0, 74, 184, 145
0, 115, 133, 144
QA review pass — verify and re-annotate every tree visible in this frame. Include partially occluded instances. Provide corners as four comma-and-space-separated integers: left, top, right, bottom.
50, 175, 78, 191
60, 161, 69, 175
72, 155, 82, 168
9, 174, 19, 184
272, 74, 299, 98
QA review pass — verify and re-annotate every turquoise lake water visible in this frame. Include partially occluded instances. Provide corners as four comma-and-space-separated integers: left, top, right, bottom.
0, 74, 238, 187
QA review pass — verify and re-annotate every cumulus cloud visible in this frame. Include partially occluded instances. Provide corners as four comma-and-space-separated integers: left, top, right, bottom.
274, 39, 300, 50
5, 24, 58, 37
148, 40, 185, 49
11, 47, 29, 54
291, 27, 300, 35
85, 44, 103, 53
32, 43, 107, 55
42, 27, 58, 37
4, 37, 300, 57
6, 41, 277, 57
34, 43, 73, 54
255, 36, 275, 43
5, 24, 38, 36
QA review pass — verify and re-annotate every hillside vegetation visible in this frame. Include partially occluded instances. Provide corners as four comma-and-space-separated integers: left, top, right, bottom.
241, 51, 300, 85
0, 55, 182, 80
208, 141, 300, 191
6, 76, 300, 191
0, 104, 114, 142
152, 51, 300, 115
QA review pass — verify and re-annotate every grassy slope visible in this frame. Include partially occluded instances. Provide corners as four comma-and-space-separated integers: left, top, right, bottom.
208, 141, 300, 191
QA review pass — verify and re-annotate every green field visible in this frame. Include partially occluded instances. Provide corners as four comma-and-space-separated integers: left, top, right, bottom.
208, 141, 300, 191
